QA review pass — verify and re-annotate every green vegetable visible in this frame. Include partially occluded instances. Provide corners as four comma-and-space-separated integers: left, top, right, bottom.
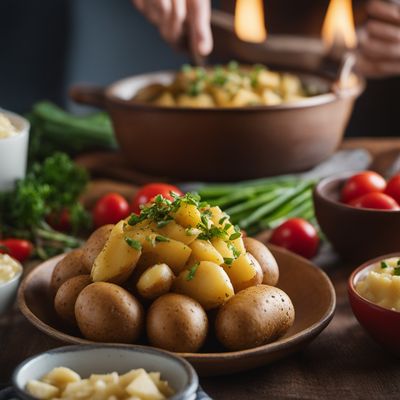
155, 235, 170, 243
0, 153, 90, 259
27, 101, 117, 161
381, 261, 389, 269
394, 267, 400, 276
186, 262, 200, 281
125, 237, 142, 251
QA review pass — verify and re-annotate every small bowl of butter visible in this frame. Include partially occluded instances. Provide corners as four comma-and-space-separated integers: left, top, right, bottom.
0, 253, 23, 314
349, 254, 400, 354
0, 109, 30, 191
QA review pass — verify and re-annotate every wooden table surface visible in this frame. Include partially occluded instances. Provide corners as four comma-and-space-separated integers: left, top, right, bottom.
2, 138, 400, 399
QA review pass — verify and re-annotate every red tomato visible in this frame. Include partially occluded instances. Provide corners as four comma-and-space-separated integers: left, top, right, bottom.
93, 193, 130, 227
0, 238, 33, 262
130, 183, 183, 214
349, 192, 400, 210
269, 218, 319, 259
341, 171, 386, 203
385, 174, 400, 204
46, 209, 71, 232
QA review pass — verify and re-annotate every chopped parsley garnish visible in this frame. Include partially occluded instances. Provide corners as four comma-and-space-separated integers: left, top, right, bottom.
227, 241, 241, 258
219, 216, 228, 225
229, 232, 241, 241
157, 219, 171, 228
186, 262, 200, 281
397, 259, 400, 266
124, 237, 142, 251
381, 261, 389, 269
223, 257, 234, 266
394, 267, 400, 276
155, 235, 169, 243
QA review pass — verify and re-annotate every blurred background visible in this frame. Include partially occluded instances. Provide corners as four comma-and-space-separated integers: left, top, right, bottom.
1, 0, 400, 136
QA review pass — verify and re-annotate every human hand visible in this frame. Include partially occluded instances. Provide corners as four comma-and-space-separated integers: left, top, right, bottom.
132, 0, 213, 56
357, 0, 400, 78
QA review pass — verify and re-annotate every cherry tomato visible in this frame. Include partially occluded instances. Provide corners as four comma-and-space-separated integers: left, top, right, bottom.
341, 171, 386, 204
349, 192, 400, 210
93, 193, 130, 227
46, 209, 71, 232
269, 218, 319, 259
0, 238, 33, 262
385, 174, 400, 204
130, 183, 183, 214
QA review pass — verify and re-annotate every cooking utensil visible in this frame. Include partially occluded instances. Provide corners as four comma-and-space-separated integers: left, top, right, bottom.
18, 245, 335, 376
70, 68, 364, 181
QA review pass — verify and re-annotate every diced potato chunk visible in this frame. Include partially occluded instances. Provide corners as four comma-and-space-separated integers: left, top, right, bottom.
174, 261, 234, 309
156, 220, 200, 245
190, 239, 224, 265
154, 92, 175, 107
261, 89, 282, 105
176, 94, 215, 108
257, 70, 281, 89
42, 367, 81, 391
173, 203, 202, 228
137, 264, 175, 300
91, 221, 141, 284
231, 89, 261, 107
222, 253, 257, 292
211, 238, 234, 259
126, 370, 165, 400
26, 380, 59, 399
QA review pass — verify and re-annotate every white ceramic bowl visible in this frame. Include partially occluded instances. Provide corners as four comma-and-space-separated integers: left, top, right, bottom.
9, 345, 201, 400
0, 109, 30, 191
0, 260, 23, 315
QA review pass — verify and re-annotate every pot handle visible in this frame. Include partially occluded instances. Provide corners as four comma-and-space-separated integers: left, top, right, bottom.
69, 85, 106, 109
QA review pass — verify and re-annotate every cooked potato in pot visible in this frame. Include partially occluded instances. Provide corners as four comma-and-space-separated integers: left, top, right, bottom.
147, 293, 208, 353
75, 282, 144, 343
215, 285, 295, 350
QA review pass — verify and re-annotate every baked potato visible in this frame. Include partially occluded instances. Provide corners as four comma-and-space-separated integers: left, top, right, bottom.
50, 249, 87, 294
82, 224, 113, 272
75, 282, 144, 343
54, 274, 92, 325
215, 285, 295, 350
147, 293, 208, 352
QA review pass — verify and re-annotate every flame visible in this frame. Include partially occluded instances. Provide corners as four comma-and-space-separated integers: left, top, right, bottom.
234, 0, 267, 43
322, 0, 357, 49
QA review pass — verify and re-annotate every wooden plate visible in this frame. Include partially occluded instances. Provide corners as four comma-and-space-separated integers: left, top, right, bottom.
18, 245, 335, 376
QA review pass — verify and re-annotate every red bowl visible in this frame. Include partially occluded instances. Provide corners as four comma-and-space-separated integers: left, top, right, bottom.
348, 254, 400, 354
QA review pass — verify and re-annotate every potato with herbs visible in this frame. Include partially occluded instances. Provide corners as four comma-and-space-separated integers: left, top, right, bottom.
75, 282, 144, 343
216, 285, 295, 351
50, 249, 87, 294
136, 263, 174, 300
54, 274, 92, 325
147, 293, 208, 352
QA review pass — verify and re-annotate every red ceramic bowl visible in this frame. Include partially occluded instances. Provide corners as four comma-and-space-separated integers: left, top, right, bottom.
313, 172, 400, 262
348, 254, 400, 354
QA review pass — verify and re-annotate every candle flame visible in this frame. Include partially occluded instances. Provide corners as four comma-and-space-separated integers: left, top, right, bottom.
322, 0, 357, 49
234, 0, 267, 43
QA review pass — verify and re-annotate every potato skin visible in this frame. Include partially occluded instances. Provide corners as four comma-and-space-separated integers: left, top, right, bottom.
50, 249, 87, 294
215, 285, 295, 351
54, 275, 92, 325
82, 224, 113, 272
75, 282, 144, 343
147, 293, 208, 352
243, 237, 279, 286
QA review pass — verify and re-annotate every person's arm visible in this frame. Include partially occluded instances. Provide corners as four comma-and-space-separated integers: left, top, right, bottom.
357, 0, 400, 78
132, 0, 213, 56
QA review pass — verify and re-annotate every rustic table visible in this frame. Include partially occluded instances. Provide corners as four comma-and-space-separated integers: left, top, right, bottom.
1, 138, 400, 399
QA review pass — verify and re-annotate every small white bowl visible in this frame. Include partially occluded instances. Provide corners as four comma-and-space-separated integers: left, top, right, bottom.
0, 260, 23, 315
10, 345, 201, 400
0, 109, 30, 191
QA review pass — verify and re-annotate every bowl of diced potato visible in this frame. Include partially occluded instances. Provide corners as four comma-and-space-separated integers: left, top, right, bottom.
70, 62, 364, 181
9, 344, 199, 400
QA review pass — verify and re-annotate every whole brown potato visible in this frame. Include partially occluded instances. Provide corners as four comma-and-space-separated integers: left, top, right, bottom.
50, 249, 87, 295
243, 237, 279, 286
216, 285, 294, 351
54, 275, 92, 325
82, 224, 113, 272
147, 293, 208, 353
75, 282, 144, 343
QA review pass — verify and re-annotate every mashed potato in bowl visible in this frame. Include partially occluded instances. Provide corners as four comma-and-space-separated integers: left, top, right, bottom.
0, 113, 18, 138
356, 258, 400, 312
